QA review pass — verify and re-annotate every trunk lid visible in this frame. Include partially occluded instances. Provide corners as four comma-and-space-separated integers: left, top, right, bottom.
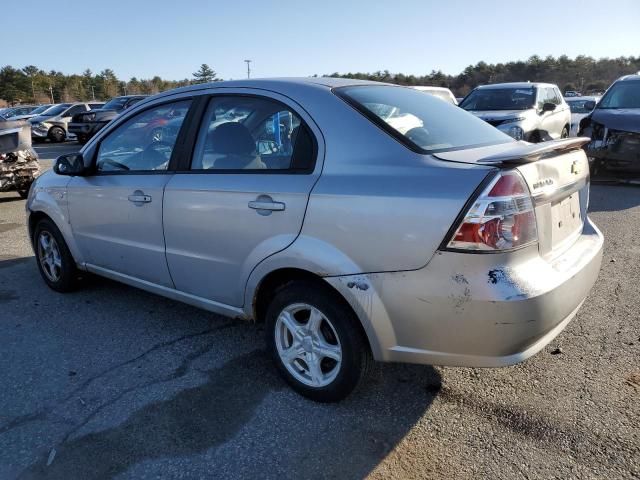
435, 138, 591, 257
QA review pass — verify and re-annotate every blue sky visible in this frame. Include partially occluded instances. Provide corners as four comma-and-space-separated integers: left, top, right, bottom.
4, 0, 640, 80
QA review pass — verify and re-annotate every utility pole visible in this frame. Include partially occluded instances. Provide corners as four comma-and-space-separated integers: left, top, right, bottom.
49, 85, 54, 103
91, 85, 95, 101
244, 59, 252, 79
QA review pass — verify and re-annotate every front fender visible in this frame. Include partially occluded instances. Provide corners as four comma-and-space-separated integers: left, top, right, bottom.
27, 173, 85, 267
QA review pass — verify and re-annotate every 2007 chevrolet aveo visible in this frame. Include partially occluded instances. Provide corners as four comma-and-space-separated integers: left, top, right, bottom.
27, 78, 603, 402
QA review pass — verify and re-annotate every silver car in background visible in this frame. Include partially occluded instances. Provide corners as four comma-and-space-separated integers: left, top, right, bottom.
460, 82, 572, 142
27, 78, 603, 402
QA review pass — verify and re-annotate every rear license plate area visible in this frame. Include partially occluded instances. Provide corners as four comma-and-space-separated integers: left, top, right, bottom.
551, 193, 582, 247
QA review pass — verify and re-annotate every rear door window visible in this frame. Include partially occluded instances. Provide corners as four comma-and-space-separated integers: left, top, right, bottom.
191, 96, 315, 171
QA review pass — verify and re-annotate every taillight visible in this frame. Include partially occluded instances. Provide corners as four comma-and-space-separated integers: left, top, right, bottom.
447, 170, 538, 251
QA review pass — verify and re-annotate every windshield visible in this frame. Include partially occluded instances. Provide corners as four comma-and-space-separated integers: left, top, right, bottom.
102, 97, 129, 111
460, 87, 536, 111
567, 99, 595, 114
40, 104, 71, 117
597, 80, 640, 109
337, 85, 512, 153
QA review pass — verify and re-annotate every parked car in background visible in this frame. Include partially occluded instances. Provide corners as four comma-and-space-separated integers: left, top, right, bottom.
566, 96, 600, 136
30, 102, 104, 142
10, 104, 53, 121
564, 90, 582, 97
69, 95, 147, 144
0, 117, 39, 198
579, 74, 640, 178
412, 86, 457, 104
0, 105, 37, 120
28, 78, 602, 402
460, 82, 571, 142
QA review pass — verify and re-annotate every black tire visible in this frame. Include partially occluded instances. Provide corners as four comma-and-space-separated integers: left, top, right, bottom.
33, 218, 80, 292
76, 134, 88, 145
48, 126, 66, 143
561, 126, 569, 138
32, 137, 44, 144
265, 280, 373, 402
528, 131, 542, 143
17, 189, 29, 199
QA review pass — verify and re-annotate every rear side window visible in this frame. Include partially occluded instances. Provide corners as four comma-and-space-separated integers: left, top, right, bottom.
190, 96, 315, 171
338, 85, 512, 153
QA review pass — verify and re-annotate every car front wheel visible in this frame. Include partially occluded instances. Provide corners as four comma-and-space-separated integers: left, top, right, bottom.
33, 218, 80, 292
48, 126, 66, 143
265, 281, 373, 402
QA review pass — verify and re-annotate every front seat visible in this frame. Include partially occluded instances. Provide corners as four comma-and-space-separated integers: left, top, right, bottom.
209, 122, 265, 169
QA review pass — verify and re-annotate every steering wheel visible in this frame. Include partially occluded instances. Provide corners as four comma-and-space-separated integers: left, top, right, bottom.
99, 158, 130, 171
142, 141, 174, 169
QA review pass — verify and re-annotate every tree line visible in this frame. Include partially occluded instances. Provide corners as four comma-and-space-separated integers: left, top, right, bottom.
0, 64, 220, 106
2, 55, 639, 106
327, 55, 640, 96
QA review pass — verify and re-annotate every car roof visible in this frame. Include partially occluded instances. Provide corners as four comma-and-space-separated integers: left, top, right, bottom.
617, 73, 640, 82
413, 86, 452, 92
154, 77, 386, 99
565, 96, 600, 101
476, 82, 556, 89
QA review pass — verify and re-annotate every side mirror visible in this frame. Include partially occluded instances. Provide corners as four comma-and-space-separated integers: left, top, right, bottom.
542, 102, 556, 113
583, 100, 596, 111
53, 153, 87, 176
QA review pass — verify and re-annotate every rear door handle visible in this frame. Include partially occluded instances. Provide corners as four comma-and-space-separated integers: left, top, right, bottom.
248, 195, 285, 214
128, 193, 152, 203
248, 201, 285, 211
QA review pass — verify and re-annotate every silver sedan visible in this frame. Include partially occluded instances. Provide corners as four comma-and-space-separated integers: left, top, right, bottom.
27, 78, 603, 402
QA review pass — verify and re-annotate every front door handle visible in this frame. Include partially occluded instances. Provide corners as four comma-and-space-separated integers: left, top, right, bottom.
248, 195, 285, 215
128, 191, 152, 203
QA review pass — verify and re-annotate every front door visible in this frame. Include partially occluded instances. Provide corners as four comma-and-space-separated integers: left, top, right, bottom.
67, 99, 192, 287
163, 93, 321, 307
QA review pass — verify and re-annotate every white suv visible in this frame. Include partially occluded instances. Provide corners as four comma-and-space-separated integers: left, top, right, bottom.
459, 82, 571, 142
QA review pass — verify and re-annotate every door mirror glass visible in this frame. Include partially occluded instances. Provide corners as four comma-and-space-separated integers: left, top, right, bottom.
542, 102, 556, 113
54, 153, 86, 176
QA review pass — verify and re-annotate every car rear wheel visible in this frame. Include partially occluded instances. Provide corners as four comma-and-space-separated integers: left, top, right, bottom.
265, 281, 373, 402
48, 126, 66, 143
33, 218, 80, 292
561, 126, 569, 138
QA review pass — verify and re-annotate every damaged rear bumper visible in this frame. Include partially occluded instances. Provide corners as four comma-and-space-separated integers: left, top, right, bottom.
325, 218, 603, 367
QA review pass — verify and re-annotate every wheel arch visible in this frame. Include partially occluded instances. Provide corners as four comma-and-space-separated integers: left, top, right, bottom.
251, 267, 375, 358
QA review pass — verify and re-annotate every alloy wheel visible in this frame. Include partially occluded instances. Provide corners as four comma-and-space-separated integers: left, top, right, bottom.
37, 231, 62, 282
274, 303, 342, 388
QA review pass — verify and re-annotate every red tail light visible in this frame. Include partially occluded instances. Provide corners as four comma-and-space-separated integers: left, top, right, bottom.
447, 170, 538, 251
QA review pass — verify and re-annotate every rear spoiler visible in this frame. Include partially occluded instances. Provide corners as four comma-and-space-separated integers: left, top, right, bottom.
434, 137, 591, 166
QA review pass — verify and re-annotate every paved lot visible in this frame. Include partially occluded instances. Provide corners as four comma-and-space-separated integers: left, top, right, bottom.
0, 144, 638, 479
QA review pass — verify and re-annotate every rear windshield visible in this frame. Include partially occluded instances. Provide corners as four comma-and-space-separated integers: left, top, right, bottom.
336, 85, 512, 153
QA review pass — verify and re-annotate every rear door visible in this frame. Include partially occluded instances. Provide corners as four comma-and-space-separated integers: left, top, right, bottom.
163, 92, 322, 307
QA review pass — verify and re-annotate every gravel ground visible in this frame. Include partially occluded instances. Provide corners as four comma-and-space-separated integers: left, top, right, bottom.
0, 145, 638, 479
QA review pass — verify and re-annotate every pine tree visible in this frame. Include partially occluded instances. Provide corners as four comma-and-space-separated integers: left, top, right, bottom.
192, 64, 217, 84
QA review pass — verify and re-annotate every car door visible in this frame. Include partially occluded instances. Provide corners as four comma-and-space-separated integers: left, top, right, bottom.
163, 93, 322, 307
67, 98, 192, 287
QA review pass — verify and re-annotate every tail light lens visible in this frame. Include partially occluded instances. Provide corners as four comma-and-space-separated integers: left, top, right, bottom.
447, 170, 537, 251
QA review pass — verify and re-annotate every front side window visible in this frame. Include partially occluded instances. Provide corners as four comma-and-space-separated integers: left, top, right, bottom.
339, 85, 512, 153
95, 99, 191, 172
460, 87, 536, 111
597, 80, 640, 109
191, 96, 313, 171
64, 105, 87, 117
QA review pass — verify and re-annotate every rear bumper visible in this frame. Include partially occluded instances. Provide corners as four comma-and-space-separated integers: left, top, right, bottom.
326, 218, 603, 367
